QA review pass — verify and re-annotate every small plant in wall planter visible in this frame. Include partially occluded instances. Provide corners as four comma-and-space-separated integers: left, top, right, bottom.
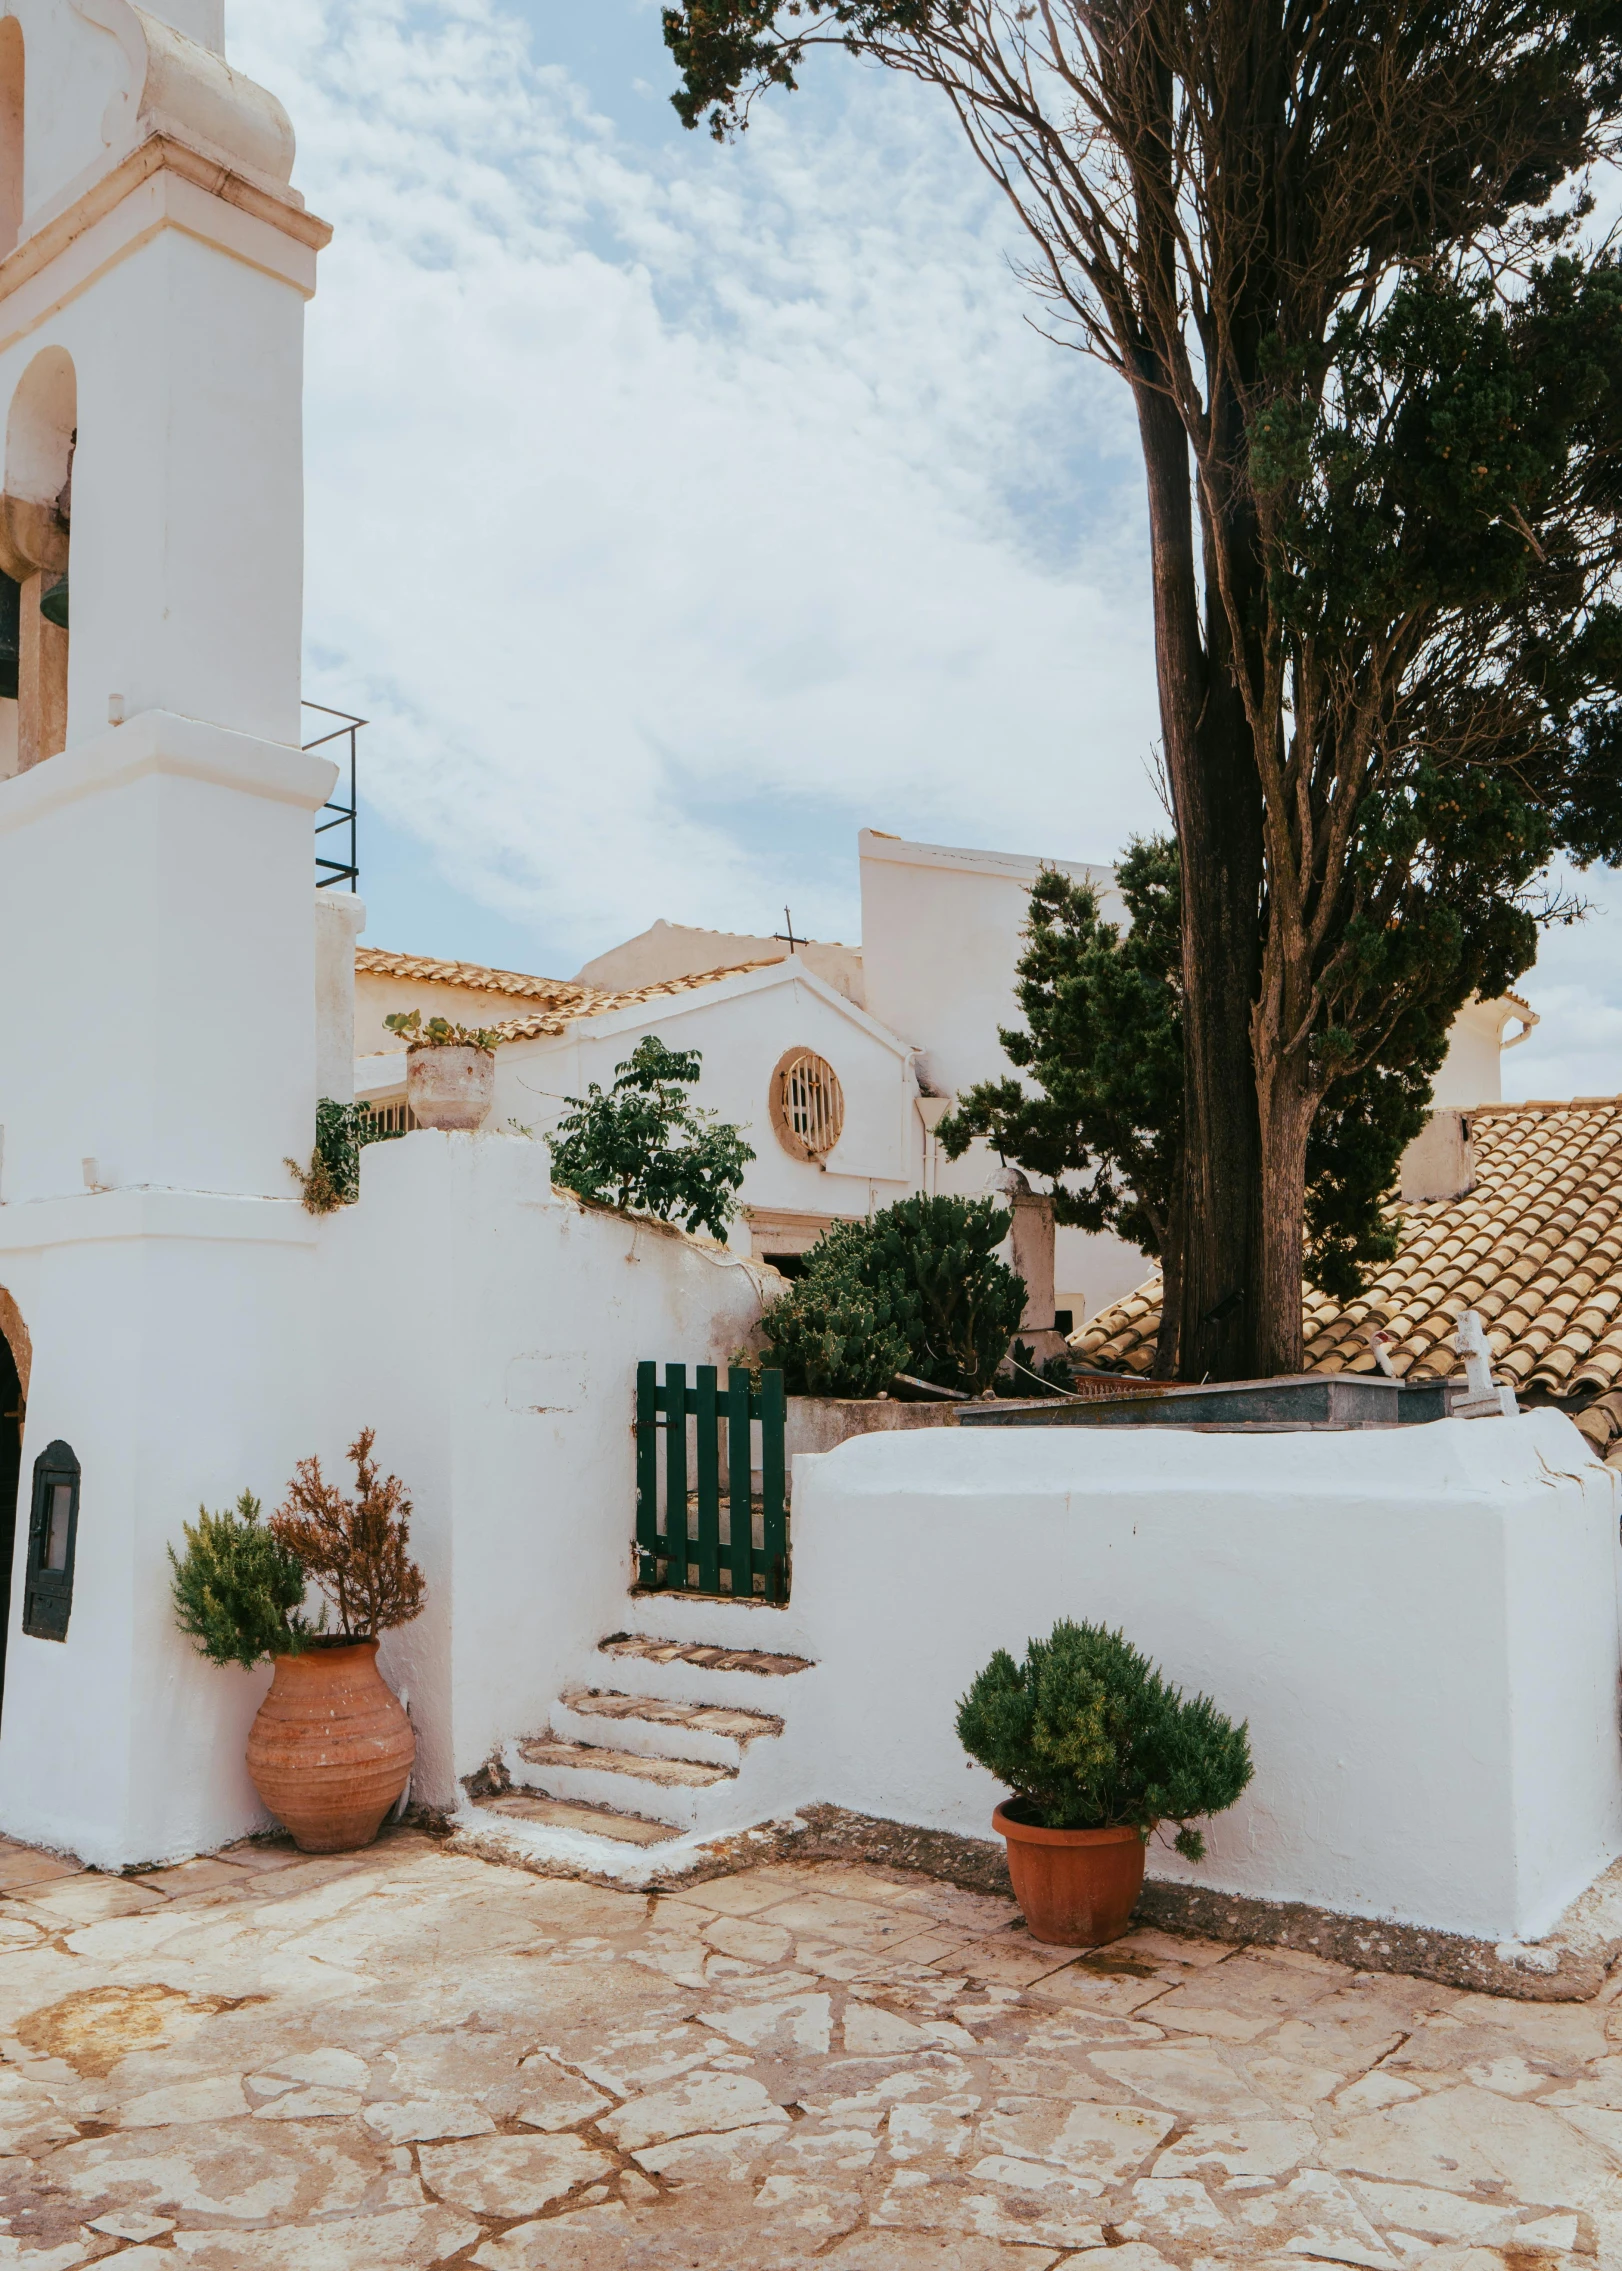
170, 1432, 425, 1855
957, 1620, 1252, 1947
384, 1008, 506, 1132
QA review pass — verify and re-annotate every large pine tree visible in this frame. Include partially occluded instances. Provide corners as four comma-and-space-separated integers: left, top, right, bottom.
662, 0, 1622, 1376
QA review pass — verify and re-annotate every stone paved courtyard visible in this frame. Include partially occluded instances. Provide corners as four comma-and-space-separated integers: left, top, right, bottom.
0, 1826, 1613, 2266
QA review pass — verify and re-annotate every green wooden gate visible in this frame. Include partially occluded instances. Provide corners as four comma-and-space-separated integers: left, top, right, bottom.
635, 1363, 789, 1602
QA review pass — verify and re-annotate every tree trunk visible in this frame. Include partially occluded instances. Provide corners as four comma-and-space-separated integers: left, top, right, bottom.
1254, 1060, 1318, 1377
1153, 1181, 1183, 1379
1133, 383, 1265, 1381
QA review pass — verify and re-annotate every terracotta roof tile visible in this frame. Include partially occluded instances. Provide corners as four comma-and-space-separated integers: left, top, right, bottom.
357, 946, 781, 1043
1071, 1095, 1622, 1447
495, 961, 782, 1042
356, 948, 595, 1007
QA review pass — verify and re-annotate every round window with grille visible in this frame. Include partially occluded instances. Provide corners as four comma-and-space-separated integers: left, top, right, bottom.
772, 1048, 845, 1163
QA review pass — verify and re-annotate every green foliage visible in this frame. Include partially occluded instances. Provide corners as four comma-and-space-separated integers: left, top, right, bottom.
384, 1009, 505, 1052
663, 0, 953, 136
169, 1492, 312, 1670
940, 849, 1445, 1308
286, 1099, 397, 1216
938, 846, 1182, 1261
956, 1620, 1253, 1852
760, 1268, 912, 1398
762, 1194, 1026, 1396
662, 0, 1622, 1375
548, 1035, 755, 1241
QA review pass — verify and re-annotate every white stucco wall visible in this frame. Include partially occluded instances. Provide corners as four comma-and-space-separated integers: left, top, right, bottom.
860, 831, 1123, 1100
787, 1412, 1622, 1942
315, 891, 365, 1104
318, 1132, 774, 1808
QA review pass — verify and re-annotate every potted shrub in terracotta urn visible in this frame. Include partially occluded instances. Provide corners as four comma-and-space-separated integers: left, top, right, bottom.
170, 1430, 425, 1853
384, 1008, 504, 1132
957, 1619, 1252, 1947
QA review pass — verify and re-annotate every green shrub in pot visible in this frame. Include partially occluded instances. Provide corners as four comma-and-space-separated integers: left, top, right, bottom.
957, 1618, 1252, 1859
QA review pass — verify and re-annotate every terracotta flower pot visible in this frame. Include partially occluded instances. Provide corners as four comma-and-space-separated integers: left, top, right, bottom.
247, 1640, 415, 1853
406, 1045, 493, 1132
993, 1802, 1145, 1947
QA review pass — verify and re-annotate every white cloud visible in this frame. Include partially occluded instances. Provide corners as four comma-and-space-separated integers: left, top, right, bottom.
1502, 865, 1622, 1102
232, 0, 1622, 1092
232, 0, 1160, 957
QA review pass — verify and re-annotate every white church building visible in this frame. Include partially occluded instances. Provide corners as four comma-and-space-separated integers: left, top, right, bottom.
0, 0, 1614, 1980
351, 829, 1538, 1332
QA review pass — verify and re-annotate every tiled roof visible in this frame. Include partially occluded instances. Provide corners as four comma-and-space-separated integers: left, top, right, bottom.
356, 948, 595, 1008
357, 947, 780, 1041
1072, 1096, 1622, 1465
496, 962, 779, 1041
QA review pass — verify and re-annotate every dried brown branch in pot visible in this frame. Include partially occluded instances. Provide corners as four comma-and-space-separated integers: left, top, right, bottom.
270, 1428, 426, 1641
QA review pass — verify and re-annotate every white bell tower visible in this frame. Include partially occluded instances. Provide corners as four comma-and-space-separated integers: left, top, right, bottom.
0, 0, 341, 1862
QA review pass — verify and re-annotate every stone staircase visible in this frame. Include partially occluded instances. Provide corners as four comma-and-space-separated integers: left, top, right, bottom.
458, 1631, 815, 1882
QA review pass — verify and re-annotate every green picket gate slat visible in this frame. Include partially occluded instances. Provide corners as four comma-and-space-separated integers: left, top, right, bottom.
726, 1367, 754, 1599
633, 1359, 789, 1602
663, 1363, 689, 1589
695, 1365, 721, 1595
758, 1366, 787, 1602
634, 1360, 660, 1587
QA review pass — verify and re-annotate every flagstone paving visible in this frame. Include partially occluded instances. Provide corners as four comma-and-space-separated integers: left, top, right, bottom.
0, 1826, 1614, 2264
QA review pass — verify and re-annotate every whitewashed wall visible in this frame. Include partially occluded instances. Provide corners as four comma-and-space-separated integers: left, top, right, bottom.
787, 1411, 1622, 1943
318, 1132, 775, 1809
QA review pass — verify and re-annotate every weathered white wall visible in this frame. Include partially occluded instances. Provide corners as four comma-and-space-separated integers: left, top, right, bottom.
859, 830, 1123, 1102
0, 1197, 324, 1867
788, 1411, 1622, 1942
0, 719, 331, 1203
315, 891, 365, 1104
318, 1133, 775, 1809
1432, 995, 1534, 1109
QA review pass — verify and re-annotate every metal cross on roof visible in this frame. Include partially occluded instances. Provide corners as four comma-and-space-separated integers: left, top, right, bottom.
774, 907, 807, 952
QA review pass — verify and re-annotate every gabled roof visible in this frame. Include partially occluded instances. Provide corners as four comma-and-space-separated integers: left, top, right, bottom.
1072, 1096, 1622, 1465
355, 945, 780, 1036
496, 961, 780, 1041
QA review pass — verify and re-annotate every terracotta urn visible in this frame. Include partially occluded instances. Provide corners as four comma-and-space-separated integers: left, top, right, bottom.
406, 1045, 493, 1132
993, 1802, 1145, 1947
247, 1639, 415, 1853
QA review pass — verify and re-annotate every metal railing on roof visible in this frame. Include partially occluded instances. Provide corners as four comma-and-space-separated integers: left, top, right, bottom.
304, 700, 364, 891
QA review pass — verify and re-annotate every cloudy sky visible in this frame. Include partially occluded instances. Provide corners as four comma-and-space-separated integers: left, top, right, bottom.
234, 0, 1622, 1099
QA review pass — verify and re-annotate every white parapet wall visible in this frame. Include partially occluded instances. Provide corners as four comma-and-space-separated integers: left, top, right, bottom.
318, 1131, 776, 1812
789, 1411, 1622, 1943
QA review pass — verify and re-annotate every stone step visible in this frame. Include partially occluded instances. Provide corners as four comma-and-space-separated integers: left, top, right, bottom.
599, 1632, 814, 1678
589, 1634, 817, 1720
554, 1688, 782, 1771
517, 1736, 734, 1788
451, 1803, 742, 1889
510, 1733, 740, 1831
470, 1792, 679, 1848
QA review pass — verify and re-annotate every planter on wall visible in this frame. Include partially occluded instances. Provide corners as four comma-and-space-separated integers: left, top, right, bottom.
406, 1045, 493, 1132
993, 1802, 1145, 1947
247, 1639, 415, 1853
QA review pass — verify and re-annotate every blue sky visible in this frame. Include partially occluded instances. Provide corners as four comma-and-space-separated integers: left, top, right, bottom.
237, 0, 1622, 1094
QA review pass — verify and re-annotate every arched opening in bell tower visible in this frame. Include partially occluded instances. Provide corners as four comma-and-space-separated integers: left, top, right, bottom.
1, 344, 73, 773
0, 17, 24, 261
